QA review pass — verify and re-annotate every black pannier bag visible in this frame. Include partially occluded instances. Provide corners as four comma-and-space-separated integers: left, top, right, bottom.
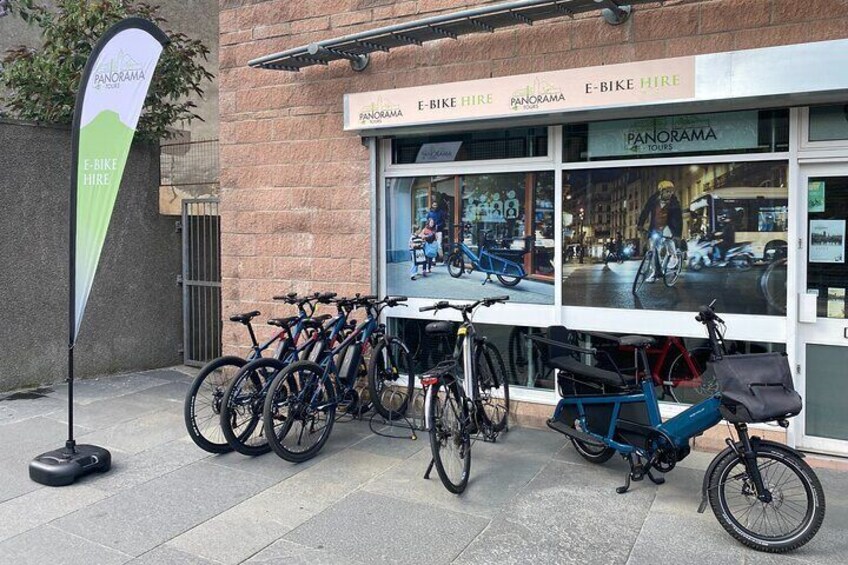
707, 352, 802, 423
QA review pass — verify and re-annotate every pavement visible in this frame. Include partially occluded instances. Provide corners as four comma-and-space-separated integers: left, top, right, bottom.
387, 260, 555, 305
0, 367, 846, 565
562, 260, 786, 315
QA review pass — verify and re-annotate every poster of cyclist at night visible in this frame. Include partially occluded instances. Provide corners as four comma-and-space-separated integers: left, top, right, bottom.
562, 161, 789, 315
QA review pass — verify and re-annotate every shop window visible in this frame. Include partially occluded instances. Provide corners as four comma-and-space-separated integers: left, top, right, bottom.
562, 161, 789, 315
385, 172, 555, 304
563, 109, 789, 162
564, 328, 784, 405
388, 317, 554, 391
808, 105, 848, 142
392, 126, 548, 164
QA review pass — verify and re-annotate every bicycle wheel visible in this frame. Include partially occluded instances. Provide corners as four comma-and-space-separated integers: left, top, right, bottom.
427, 380, 470, 494
263, 360, 336, 463
496, 273, 521, 287
571, 436, 616, 464
667, 346, 713, 397
219, 357, 284, 456
632, 251, 653, 294
760, 258, 787, 314
368, 337, 414, 421
708, 445, 825, 552
447, 252, 465, 278
474, 341, 509, 432
662, 251, 684, 287
184, 355, 246, 454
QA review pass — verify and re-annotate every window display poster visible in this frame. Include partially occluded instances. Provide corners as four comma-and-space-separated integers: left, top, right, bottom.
808, 180, 825, 213
827, 288, 846, 319
809, 220, 846, 264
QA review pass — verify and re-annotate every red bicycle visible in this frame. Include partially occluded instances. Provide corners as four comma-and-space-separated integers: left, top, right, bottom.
616, 336, 714, 403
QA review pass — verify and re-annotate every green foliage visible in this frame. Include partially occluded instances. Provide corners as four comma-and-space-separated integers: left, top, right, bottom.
1, 0, 214, 142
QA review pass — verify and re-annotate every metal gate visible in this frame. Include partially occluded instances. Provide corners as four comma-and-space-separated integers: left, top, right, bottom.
181, 198, 221, 366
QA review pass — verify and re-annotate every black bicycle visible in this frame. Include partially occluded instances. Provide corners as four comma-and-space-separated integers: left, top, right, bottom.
419, 296, 510, 494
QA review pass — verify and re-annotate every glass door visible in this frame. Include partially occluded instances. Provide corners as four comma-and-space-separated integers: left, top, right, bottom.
797, 164, 848, 454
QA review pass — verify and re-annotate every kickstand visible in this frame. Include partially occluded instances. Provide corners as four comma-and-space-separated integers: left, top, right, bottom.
616, 454, 633, 494
424, 458, 435, 480
482, 274, 491, 286
646, 468, 665, 485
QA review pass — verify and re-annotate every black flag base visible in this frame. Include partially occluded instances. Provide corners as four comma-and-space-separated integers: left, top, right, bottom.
29, 443, 111, 487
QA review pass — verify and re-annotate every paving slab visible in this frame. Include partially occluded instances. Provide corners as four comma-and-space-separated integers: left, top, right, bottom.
74, 408, 186, 455
85, 438, 209, 494
0, 392, 66, 425
129, 544, 222, 565
44, 393, 167, 430
0, 524, 129, 565
0, 416, 90, 452
625, 509, 742, 565
0, 484, 108, 543
456, 459, 656, 565
48, 373, 172, 405
52, 460, 275, 557
284, 490, 490, 565
363, 443, 551, 519
243, 538, 367, 565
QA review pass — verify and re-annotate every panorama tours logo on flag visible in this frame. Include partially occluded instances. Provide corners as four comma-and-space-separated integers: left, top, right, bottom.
74, 26, 165, 339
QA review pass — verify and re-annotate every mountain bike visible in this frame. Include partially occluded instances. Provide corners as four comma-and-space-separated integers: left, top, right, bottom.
542, 301, 824, 553
419, 296, 511, 494
262, 296, 412, 462
183, 292, 303, 454
633, 230, 684, 293
218, 292, 346, 455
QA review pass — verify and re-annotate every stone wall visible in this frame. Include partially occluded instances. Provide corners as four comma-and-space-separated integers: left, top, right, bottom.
0, 120, 182, 391
218, 0, 848, 358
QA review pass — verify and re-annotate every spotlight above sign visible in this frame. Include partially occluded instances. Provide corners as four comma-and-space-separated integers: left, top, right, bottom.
249, 0, 648, 73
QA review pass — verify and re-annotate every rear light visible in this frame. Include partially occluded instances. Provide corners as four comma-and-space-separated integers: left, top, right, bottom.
420, 376, 439, 387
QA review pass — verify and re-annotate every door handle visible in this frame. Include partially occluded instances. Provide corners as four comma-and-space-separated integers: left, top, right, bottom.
844, 327, 848, 340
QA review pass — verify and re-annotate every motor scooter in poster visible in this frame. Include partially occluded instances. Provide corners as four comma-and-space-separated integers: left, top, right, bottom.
687, 236, 755, 271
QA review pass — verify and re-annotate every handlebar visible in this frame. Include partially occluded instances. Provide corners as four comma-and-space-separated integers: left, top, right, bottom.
418, 296, 509, 314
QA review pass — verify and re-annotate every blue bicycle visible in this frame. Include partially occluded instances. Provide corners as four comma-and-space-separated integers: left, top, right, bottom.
447, 223, 532, 287
218, 292, 350, 456
539, 302, 824, 553
262, 295, 412, 463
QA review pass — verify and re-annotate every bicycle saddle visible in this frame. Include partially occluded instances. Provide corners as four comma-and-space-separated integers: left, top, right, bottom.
425, 321, 453, 336
267, 316, 298, 328
618, 335, 655, 348
229, 311, 260, 324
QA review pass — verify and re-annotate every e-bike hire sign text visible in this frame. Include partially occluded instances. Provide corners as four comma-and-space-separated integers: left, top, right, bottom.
344, 56, 695, 131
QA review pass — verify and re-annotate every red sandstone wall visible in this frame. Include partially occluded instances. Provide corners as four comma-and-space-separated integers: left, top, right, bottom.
218, 0, 848, 357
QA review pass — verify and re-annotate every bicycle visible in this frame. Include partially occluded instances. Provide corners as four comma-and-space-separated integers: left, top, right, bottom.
218, 292, 344, 456
183, 292, 302, 454
632, 230, 684, 293
419, 296, 511, 494
262, 295, 412, 462
447, 223, 532, 287
541, 301, 824, 552
506, 326, 555, 389
759, 257, 787, 314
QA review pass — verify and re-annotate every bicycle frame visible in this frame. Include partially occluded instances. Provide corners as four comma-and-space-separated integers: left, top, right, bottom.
618, 337, 704, 388
553, 376, 723, 458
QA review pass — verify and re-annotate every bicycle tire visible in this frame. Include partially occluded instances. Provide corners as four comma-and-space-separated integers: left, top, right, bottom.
496, 273, 521, 287
263, 360, 336, 463
662, 251, 683, 287
667, 346, 713, 398
708, 444, 825, 552
632, 251, 652, 294
474, 341, 509, 432
219, 357, 285, 456
571, 437, 616, 464
427, 380, 470, 494
760, 258, 787, 314
184, 355, 246, 454
368, 337, 414, 421
447, 252, 465, 278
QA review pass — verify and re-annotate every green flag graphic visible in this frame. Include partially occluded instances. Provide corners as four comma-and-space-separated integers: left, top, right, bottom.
71, 21, 167, 341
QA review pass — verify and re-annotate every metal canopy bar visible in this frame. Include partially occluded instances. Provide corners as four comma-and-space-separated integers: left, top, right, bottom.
249, 0, 651, 72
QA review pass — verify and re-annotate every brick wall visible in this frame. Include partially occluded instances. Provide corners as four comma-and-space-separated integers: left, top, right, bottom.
219, 0, 848, 357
